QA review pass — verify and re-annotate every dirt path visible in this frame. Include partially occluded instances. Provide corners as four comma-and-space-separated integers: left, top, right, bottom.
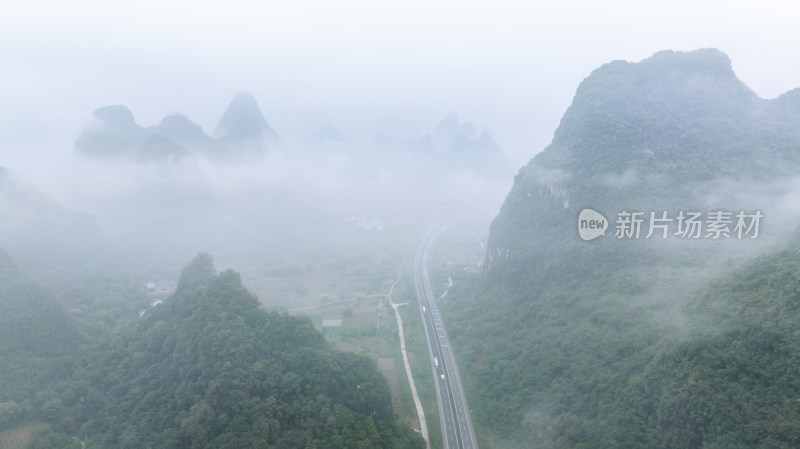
388, 272, 430, 449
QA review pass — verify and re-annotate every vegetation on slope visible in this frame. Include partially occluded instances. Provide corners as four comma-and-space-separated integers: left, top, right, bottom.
443, 49, 800, 448
1, 253, 424, 449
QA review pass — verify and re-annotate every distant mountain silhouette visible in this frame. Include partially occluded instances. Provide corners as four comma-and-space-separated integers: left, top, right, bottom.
0, 167, 103, 252
75, 105, 146, 158
75, 91, 279, 162
418, 113, 508, 177
155, 113, 213, 146
214, 91, 279, 142
0, 166, 107, 288
137, 134, 190, 163
430, 112, 476, 152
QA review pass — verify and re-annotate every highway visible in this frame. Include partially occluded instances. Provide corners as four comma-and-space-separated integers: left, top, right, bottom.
413, 223, 478, 449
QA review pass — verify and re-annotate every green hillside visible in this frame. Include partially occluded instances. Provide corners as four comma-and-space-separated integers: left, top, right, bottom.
442, 49, 800, 448
0, 249, 82, 357
1, 254, 424, 449
0, 249, 83, 409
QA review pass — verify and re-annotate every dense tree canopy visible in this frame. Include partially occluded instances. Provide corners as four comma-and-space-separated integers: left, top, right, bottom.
1, 253, 424, 449
443, 49, 800, 448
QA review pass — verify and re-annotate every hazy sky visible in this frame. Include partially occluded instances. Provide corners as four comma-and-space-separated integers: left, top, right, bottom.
3, 0, 800, 174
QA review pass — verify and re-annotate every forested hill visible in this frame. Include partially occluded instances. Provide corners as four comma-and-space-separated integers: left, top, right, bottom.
6, 254, 424, 449
486, 48, 800, 270
0, 248, 83, 407
0, 248, 82, 357
441, 49, 800, 448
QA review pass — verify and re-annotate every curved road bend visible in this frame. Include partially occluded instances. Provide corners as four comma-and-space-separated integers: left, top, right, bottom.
414, 222, 478, 449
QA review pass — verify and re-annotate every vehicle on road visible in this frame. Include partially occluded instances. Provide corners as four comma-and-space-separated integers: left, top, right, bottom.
434, 357, 439, 367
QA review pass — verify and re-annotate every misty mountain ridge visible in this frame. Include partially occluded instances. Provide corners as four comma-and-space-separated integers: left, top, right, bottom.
423, 112, 507, 177
442, 48, 800, 448
0, 248, 82, 358
358, 112, 510, 178
533, 48, 792, 180
74, 105, 147, 158
427, 112, 477, 151
75, 91, 279, 162
214, 91, 279, 143
0, 166, 102, 243
0, 166, 107, 283
155, 113, 215, 147
487, 47, 800, 269
75, 92, 511, 178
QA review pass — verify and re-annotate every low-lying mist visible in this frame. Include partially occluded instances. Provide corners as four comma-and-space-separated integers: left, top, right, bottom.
1, 122, 513, 302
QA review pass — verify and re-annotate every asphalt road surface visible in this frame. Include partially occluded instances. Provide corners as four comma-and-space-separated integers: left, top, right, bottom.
414, 222, 478, 449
